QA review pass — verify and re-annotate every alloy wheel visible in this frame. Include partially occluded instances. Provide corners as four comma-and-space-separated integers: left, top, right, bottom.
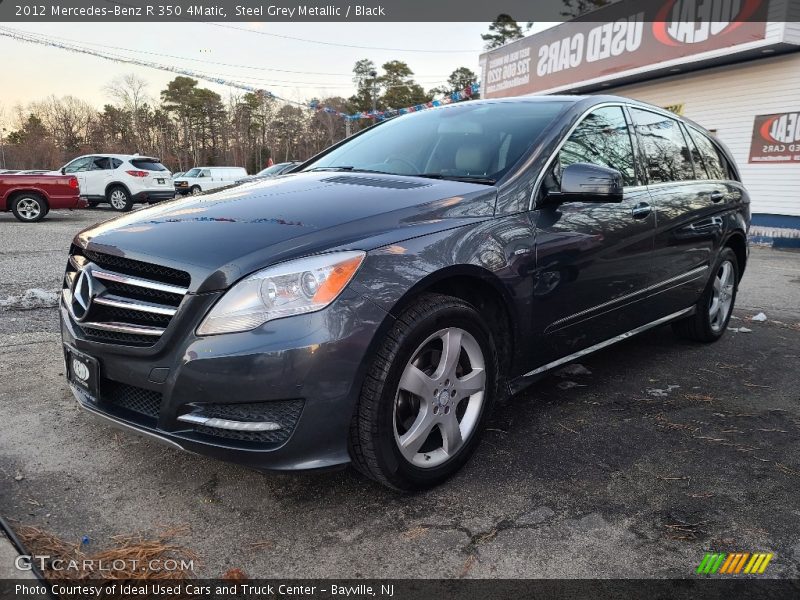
709, 260, 735, 332
17, 198, 41, 220
393, 327, 486, 468
110, 190, 127, 210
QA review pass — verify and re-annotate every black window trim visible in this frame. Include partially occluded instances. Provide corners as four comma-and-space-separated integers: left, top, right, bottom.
627, 105, 699, 185
530, 101, 648, 209
685, 124, 741, 184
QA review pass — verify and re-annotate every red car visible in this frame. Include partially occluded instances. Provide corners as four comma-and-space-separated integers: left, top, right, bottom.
0, 173, 85, 222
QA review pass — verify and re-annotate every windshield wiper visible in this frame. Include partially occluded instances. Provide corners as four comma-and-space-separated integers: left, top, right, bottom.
416, 174, 497, 185
308, 166, 395, 175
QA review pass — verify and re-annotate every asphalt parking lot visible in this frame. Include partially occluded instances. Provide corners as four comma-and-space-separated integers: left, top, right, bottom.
1, 206, 799, 579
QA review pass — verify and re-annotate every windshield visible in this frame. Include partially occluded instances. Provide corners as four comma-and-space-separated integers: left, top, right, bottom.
302, 101, 568, 183
184, 168, 201, 177
256, 163, 290, 176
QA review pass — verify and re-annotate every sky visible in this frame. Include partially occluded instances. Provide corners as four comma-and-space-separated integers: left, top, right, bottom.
0, 21, 552, 124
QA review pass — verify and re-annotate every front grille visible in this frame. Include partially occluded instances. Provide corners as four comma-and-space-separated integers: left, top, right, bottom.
79, 249, 191, 287
103, 380, 163, 420
63, 249, 189, 347
190, 400, 304, 444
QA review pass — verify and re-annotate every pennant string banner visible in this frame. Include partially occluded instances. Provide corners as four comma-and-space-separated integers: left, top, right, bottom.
0, 26, 479, 121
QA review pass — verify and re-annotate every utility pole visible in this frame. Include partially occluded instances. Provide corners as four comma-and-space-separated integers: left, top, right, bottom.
0, 128, 6, 169
345, 119, 351, 138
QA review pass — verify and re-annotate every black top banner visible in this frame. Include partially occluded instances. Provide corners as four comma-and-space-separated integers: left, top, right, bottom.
0, 0, 799, 22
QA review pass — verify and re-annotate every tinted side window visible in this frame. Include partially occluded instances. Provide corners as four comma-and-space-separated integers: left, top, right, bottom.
130, 159, 167, 171
558, 106, 638, 186
90, 157, 110, 170
630, 108, 695, 183
64, 157, 93, 173
111, 158, 123, 169
688, 128, 729, 181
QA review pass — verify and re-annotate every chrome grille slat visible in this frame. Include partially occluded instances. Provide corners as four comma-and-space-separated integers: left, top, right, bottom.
80, 321, 166, 336
92, 294, 177, 316
92, 269, 188, 296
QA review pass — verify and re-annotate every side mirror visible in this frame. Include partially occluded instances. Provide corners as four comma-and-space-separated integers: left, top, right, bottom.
547, 163, 623, 204
61, 168, 66, 175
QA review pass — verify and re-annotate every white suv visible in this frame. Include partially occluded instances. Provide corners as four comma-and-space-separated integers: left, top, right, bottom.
58, 154, 174, 211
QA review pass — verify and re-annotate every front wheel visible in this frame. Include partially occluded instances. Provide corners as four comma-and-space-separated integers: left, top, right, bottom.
349, 294, 498, 490
672, 247, 739, 343
11, 194, 48, 222
190, 185, 202, 196
107, 186, 133, 212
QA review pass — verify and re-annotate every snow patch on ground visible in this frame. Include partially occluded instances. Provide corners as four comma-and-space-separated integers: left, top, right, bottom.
557, 381, 587, 390
0, 288, 60, 310
555, 363, 592, 377
728, 326, 753, 333
646, 385, 680, 397
751, 312, 768, 322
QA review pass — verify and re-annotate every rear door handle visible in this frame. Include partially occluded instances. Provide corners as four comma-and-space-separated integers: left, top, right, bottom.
710, 191, 724, 202
631, 202, 652, 219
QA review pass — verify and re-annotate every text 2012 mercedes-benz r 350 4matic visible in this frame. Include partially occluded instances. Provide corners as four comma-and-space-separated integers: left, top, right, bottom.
61, 96, 749, 490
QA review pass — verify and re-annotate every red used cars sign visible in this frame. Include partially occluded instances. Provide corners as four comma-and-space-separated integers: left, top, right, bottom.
480, 0, 769, 97
748, 112, 800, 163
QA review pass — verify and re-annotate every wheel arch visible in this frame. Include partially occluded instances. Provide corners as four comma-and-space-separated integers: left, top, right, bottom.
723, 230, 747, 282
6, 189, 49, 211
384, 265, 518, 383
105, 181, 132, 198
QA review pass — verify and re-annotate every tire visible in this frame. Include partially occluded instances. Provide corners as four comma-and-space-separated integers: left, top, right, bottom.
672, 247, 739, 343
107, 186, 133, 212
10, 194, 48, 222
190, 185, 202, 196
349, 293, 499, 490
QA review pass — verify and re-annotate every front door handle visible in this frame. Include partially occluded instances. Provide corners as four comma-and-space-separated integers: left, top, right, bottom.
709, 191, 724, 202
631, 202, 652, 219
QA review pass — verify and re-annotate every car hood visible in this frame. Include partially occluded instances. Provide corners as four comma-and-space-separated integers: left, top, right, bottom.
76, 171, 497, 292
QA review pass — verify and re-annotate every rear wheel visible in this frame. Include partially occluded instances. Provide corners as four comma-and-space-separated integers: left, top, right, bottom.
672, 247, 739, 343
349, 294, 498, 490
11, 194, 48, 222
107, 186, 133, 212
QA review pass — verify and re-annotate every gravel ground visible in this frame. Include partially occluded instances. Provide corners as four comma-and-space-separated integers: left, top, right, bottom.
1, 206, 799, 579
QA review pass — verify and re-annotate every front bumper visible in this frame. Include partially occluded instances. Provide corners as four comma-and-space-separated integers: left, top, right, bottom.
61, 289, 390, 471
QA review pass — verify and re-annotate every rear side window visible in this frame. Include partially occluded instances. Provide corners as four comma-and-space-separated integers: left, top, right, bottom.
111, 158, 123, 169
90, 157, 111, 170
558, 106, 638, 186
630, 108, 695, 184
687, 128, 730, 181
130, 159, 167, 172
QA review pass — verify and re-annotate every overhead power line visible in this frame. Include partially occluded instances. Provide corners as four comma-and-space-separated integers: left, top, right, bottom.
0, 26, 458, 83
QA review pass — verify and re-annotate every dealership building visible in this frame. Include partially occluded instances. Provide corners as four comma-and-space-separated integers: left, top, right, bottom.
480, 0, 800, 245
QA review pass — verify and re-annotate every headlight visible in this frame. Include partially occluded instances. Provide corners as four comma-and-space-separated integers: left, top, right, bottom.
196, 251, 366, 336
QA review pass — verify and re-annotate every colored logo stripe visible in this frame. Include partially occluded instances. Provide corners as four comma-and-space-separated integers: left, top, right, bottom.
697, 552, 774, 575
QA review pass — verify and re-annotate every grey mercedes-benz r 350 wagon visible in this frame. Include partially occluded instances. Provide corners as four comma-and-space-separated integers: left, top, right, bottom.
61, 95, 750, 489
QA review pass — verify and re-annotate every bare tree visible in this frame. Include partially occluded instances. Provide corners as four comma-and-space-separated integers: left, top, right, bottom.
105, 74, 150, 150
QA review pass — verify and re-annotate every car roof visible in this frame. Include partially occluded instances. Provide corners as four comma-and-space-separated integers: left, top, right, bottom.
426, 94, 712, 135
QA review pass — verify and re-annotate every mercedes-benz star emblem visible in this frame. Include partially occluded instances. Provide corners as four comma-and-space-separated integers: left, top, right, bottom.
70, 269, 95, 322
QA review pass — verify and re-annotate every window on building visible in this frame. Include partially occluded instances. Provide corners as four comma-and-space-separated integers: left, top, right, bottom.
630, 108, 695, 184
557, 106, 638, 186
